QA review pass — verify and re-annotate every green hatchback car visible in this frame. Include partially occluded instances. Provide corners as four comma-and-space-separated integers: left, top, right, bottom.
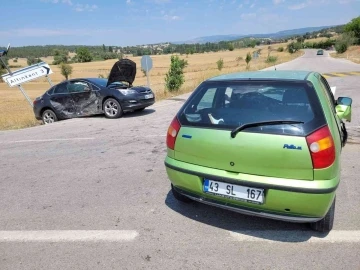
164, 70, 352, 232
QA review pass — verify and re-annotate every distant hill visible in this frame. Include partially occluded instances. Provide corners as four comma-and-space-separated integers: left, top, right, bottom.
173, 25, 339, 44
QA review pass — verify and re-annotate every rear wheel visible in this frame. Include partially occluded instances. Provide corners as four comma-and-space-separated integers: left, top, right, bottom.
171, 184, 192, 203
310, 196, 335, 232
42, 109, 58, 124
104, 98, 123, 119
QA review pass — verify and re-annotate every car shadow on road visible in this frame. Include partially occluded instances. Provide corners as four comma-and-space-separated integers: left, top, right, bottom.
123, 109, 156, 118
164, 191, 330, 243
85, 108, 156, 120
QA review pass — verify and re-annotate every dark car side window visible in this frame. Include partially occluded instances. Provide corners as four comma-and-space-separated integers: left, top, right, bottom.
53, 83, 69, 94
67, 81, 91, 93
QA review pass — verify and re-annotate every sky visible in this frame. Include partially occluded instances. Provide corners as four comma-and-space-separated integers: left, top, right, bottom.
1, 0, 359, 47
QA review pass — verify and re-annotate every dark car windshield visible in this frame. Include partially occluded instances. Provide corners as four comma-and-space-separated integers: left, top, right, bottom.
88, 78, 108, 87
178, 80, 326, 136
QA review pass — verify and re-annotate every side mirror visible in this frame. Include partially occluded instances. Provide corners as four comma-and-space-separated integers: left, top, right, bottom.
336, 97, 352, 122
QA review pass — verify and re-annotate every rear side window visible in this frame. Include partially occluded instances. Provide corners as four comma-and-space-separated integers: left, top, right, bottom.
53, 83, 69, 94
178, 80, 326, 136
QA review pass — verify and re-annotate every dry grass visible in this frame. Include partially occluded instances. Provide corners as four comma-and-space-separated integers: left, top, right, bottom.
0, 42, 303, 130
330, 45, 360, 64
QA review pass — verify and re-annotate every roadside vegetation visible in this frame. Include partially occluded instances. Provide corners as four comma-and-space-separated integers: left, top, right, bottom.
0, 16, 359, 130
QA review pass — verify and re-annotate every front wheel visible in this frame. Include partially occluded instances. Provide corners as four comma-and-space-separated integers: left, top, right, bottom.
42, 109, 58, 124
103, 98, 123, 119
310, 196, 335, 232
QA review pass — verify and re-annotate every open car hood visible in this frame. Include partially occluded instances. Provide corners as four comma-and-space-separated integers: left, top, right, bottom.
107, 59, 136, 87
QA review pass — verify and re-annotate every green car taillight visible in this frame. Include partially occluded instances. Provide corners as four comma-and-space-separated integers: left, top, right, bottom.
167, 117, 181, 150
306, 125, 335, 169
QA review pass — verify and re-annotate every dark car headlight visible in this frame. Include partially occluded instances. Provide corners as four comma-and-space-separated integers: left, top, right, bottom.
119, 89, 137, 95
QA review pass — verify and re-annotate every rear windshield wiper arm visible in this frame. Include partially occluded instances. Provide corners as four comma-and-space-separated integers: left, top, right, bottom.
230, 120, 305, 138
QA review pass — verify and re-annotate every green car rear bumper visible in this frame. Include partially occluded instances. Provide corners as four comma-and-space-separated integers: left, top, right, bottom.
165, 156, 339, 223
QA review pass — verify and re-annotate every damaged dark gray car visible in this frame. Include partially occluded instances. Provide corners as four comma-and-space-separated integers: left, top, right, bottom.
33, 59, 155, 124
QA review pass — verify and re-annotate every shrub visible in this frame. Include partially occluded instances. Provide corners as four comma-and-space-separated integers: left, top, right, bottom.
27, 57, 42, 66
277, 47, 284, 52
165, 55, 188, 92
266, 56, 278, 63
216, 58, 224, 70
245, 52, 252, 69
335, 42, 348, 54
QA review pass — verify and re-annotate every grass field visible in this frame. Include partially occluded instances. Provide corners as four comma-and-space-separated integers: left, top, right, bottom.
330, 45, 360, 64
0, 42, 303, 130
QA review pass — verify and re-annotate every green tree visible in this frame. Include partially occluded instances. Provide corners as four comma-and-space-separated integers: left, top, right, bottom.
109, 46, 113, 53
60, 63, 73, 80
165, 55, 188, 92
52, 49, 69, 65
76, 47, 93, 63
344, 16, 360, 44
27, 57, 42, 66
228, 43, 234, 51
102, 44, 106, 52
287, 42, 302, 53
335, 32, 357, 54
245, 52, 252, 69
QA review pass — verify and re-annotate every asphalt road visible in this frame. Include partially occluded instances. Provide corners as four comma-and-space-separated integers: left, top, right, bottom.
1, 49, 360, 270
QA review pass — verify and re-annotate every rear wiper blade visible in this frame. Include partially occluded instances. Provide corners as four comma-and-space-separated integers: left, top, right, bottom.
230, 120, 304, 138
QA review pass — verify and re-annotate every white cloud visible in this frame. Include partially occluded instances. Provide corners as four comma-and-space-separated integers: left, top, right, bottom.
163, 14, 180, 20
62, 0, 73, 5
241, 13, 257, 20
250, 3, 255, 8
126, 0, 131, 3
273, 0, 285, 4
338, 0, 358, 3
288, 2, 307, 9
75, 4, 98, 12
42, 0, 99, 11
0, 28, 115, 37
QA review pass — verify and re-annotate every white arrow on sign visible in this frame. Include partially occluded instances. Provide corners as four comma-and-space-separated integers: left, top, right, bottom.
1, 62, 53, 87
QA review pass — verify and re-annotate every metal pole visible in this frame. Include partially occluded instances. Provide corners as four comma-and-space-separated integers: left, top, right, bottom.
145, 57, 150, 88
18, 85, 33, 107
46, 75, 53, 86
1, 56, 33, 108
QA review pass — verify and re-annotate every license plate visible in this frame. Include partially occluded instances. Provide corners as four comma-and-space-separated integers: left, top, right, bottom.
144, 94, 153, 99
203, 179, 264, 204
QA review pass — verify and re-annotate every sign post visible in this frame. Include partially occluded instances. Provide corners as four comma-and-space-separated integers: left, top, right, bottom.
141, 55, 153, 88
1, 44, 54, 108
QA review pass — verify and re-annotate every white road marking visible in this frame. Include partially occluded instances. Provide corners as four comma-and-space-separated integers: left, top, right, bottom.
229, 230, 360, 243
0, 230, 139, 243
0, 137, 95, 144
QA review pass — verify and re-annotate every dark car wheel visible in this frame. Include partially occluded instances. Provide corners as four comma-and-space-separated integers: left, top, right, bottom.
171, 184, 192, 203
42, 109, 58, 124
104, 98, 123, 119
310, 196, 335, 232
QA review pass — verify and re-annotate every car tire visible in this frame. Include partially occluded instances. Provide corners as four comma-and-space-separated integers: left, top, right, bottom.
310, 196, 335, 232
42, 109, 58, 124
103, 98, 123, 119
171, 184, 192, 203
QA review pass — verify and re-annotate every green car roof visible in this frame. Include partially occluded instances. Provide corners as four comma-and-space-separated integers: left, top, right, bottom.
207, 70, 315, 81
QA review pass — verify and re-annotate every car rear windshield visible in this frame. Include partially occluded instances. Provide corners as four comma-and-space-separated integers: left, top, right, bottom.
178, 80, 326, 136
